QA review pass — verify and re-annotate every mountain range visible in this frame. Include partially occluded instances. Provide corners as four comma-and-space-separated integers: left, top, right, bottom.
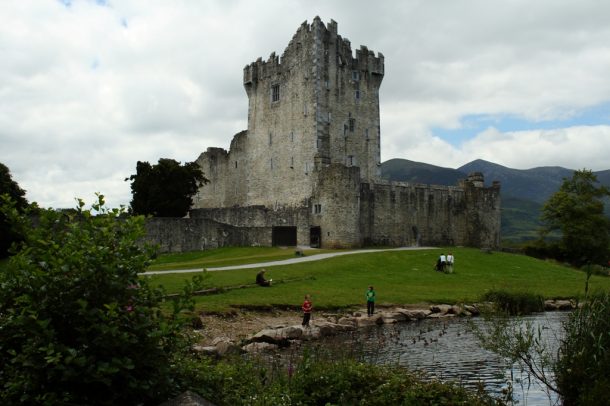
380, 158, 610, 243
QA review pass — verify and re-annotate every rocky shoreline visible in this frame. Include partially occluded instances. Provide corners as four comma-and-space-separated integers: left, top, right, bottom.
193, 299, 575, 357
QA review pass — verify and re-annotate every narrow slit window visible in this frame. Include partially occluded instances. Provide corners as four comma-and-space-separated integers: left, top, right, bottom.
271, 84, 280, 102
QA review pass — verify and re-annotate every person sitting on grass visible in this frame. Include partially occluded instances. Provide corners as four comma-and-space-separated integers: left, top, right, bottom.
256, 269, 272, 287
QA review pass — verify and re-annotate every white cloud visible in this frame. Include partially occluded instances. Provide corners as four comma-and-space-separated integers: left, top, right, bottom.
1, 0, 610, 208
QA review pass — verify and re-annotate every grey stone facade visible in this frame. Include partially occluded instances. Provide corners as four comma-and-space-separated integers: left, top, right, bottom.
177, 17, 501, 251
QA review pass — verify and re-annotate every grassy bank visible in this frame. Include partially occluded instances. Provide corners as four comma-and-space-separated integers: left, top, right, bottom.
146, 247, 610, 313
147, 246, 337, 271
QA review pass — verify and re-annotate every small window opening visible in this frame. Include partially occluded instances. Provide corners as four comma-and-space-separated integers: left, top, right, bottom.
349, 118, 355, 132
314, 204, 322, 214
271, 84, 280, 102
352, 71, 359, 81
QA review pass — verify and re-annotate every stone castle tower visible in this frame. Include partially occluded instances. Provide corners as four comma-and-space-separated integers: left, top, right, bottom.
193, 17, 384, 209
184, 18, 501, 250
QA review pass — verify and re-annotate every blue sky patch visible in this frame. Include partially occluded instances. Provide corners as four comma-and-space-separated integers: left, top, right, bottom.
433, 101, 610, 146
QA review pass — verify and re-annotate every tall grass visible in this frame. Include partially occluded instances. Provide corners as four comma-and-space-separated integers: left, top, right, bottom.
555, 291, 610, 405
480, 290, 545, 315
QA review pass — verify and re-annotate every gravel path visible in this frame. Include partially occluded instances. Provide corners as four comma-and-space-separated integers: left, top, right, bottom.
141, 246, 435, 275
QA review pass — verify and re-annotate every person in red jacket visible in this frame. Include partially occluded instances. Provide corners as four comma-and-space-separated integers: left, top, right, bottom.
302, 294, 313, 327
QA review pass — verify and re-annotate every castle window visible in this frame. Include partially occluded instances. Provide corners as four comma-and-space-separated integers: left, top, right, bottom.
270, 158, 274, 169
343, 124, 348, 137
349, 117, 355, 132
269, 132, 273, 146
355, 90, 361, 100
327, 112, 332, 122
313, 204, 322, 214
365, 128, 369, 140
303, 103, 308, 116
290, 131, 294, 142
347, 155, 355, 167
352, 71, 359, 81
290, 156, 294, 168
304, 162, 310, 174
271, 84, 280, 102
235, 161, 238, 168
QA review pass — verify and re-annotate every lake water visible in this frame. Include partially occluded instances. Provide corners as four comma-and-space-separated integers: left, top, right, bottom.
333, 311, 569, 405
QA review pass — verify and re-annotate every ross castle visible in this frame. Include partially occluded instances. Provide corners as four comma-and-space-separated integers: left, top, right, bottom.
151, 17, 501, 251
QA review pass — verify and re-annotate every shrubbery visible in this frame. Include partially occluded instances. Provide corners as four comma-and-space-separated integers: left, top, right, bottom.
481, 290, 545, 315
554, 291, 610, 406
178, 346, 503, 406
0, 195, 199, 405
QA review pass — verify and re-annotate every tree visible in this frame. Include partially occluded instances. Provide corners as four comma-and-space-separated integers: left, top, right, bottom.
0, 162, 29, 258
540, 169, 610, 266
126, 158, 207, 217
0, 194, 201, 404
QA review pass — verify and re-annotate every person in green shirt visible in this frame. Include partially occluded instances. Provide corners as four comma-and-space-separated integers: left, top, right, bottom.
366, 286, 376, 316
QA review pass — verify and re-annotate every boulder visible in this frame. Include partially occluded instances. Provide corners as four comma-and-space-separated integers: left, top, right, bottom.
430, 304, 452, 314
250, 325, 303, 344
428, 312, 456, 319
544, 300, 558, 311
382, 311, 408, 323
314, 320, 354, 337
555, 300, 574, 310
214, 340, 240, 356
337, 316, 357, 327
401, 309, 431, 320
191, 345, 217, 356
355, 315, 384, 327
242, 342, 279, 353
463, 304, 480, 316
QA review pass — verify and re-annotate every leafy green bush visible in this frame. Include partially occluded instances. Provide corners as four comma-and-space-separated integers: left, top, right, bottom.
554, 291, 610, 406
0, 195, 197, 405
181, 346, 503, 406
481, 290, 545, 315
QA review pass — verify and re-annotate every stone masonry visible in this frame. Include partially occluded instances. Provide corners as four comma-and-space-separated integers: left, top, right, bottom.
179, 17, 501, 251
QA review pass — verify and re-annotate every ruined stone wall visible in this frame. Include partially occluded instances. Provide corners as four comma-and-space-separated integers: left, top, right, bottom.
190, 205, 312, 246
144, 217, 269, 253
359, 178, 501, 248
192, 131, 249, 209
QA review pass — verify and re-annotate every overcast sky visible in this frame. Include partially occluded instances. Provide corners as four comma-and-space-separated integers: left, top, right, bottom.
2, 0, 610, 208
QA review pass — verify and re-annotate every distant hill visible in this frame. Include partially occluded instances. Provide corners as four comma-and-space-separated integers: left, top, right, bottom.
381, 158, 466, 185
380, 158, 610, 243
458, 159, 575, 203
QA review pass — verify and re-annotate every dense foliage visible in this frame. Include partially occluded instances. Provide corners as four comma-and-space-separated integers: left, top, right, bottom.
177, 347, 503, 406
554, 291, 610, 406
480, 290, 545, 315
475, 280, 610, 405
540, 169, 610, 266
126, 158, 207, 217
0, 162, 29, 258
0, 195, 199, 405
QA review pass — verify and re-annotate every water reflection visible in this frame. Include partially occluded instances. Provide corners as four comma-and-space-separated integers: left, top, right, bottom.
339, 312, 569, 405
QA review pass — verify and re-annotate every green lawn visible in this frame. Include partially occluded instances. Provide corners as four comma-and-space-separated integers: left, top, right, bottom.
147, 246, 338, 271
145, 247, 610, 313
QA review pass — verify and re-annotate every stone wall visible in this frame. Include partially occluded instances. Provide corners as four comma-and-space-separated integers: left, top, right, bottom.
359, 176, 501, 248
144, 217, 269, 253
